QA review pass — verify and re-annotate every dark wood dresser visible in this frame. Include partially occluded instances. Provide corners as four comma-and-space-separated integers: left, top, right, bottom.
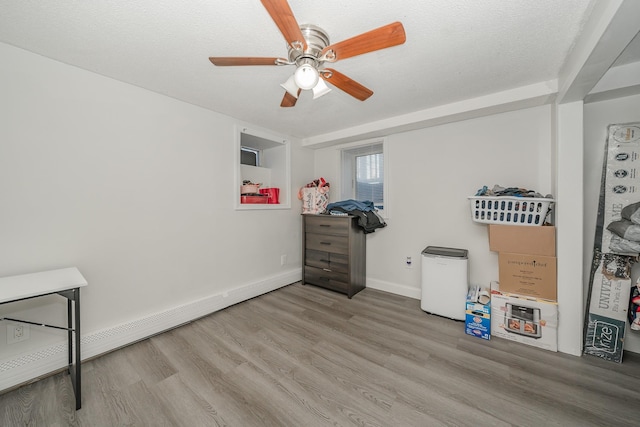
302, 214, 366, 298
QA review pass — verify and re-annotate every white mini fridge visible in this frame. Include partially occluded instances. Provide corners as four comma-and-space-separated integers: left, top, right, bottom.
421, 246, 468, 321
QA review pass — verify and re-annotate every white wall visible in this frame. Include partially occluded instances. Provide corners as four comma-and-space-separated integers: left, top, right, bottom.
584, 93, 640, 353
314, 105, 553, 298
0, 42, 312, 381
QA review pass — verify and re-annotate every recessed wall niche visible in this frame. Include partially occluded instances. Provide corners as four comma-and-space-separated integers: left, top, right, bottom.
235, 126, 291, 210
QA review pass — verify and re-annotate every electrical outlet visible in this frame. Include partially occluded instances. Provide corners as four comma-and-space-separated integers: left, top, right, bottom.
405, 256, 413, 269
281, 254, 287, 266
7, 324, 30, 344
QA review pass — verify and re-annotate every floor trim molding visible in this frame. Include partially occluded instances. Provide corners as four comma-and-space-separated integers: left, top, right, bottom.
366, 278, 421, 300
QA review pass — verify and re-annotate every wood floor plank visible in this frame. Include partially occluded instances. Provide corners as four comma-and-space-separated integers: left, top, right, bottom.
150, 332, 268, 426
232, 361, 338, 427
3, 282, 640, 426
109, 379, 178, 427
307, 341, 396, 413
152, 373, 229, 427
228, 342, 343, 426
249, 333, 392, 426
385, 352, 585, 427
119, 338, 177, 385
190, 306, 362, 425
0, 373, 79, 426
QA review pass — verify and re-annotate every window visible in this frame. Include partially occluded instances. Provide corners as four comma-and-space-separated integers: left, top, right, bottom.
240, 147, 259, 166
341, 140, 387, 216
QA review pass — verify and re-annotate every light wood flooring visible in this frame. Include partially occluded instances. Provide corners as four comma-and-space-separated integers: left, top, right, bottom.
2, 282, 640, 426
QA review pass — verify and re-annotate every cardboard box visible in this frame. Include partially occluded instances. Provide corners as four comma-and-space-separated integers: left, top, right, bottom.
583, 252, 632, 363
465, 285, 491, 340
490, 281, 558, 352
498, 253, 557, 301
489, 224, 556, 256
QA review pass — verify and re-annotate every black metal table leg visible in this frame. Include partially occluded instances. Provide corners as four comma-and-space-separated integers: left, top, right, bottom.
74, 288, 81, 410
67, 298, 72, 374
59, 287, 82, 410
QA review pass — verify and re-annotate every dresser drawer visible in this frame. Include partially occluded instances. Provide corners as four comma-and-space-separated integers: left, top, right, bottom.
306, 250, 349, 273
327, 253, 349, 273
304, 266, 349, 293
304, 215, 349, 236
306, 249, 330, 269
306, 233, 348, 255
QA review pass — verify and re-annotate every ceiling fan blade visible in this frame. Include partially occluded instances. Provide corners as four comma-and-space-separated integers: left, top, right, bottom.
260, 0, 307, 51
321, 69, 373, 101
280, 89, 301, 107
209, 57, 282, 66
320, 22, 406, 62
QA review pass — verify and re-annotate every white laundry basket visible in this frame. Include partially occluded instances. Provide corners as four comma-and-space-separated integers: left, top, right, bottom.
468, 196, 553, 226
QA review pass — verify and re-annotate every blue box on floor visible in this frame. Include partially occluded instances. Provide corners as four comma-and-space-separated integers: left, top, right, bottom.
465, 285, 491, 340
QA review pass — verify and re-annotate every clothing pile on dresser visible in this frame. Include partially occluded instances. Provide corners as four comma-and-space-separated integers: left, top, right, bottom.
325, 199, 386, 234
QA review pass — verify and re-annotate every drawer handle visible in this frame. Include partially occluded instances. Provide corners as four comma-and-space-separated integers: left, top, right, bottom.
322, 268, 332, 272
319, 224, 330, 227
320, 259, 329, 263
319, 277, 330, 281
320, 242, 331, 245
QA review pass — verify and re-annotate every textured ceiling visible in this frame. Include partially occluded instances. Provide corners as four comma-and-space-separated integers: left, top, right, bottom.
0, 0, 605, 139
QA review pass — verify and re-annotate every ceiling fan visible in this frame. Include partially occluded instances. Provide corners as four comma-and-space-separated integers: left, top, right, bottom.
209, 0, 406, 107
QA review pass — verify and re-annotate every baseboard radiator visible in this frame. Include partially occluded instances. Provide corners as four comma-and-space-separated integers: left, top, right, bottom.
0, 269, 301, 393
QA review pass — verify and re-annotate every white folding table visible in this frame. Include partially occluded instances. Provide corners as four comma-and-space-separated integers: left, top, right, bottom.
0, 267, 88, 410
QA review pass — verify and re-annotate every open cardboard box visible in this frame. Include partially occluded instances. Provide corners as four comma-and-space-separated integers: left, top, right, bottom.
489, 224, 556, 256
490, 281, 558, 352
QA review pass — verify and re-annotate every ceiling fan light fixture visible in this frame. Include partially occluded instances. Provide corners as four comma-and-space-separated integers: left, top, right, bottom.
293, 64, 319, 90
312, 78, 331, 99
280, 75, 299, 98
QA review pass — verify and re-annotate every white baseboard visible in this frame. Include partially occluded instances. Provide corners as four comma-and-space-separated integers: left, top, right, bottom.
366, 278, 421, 300
0, 269, 302, 393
